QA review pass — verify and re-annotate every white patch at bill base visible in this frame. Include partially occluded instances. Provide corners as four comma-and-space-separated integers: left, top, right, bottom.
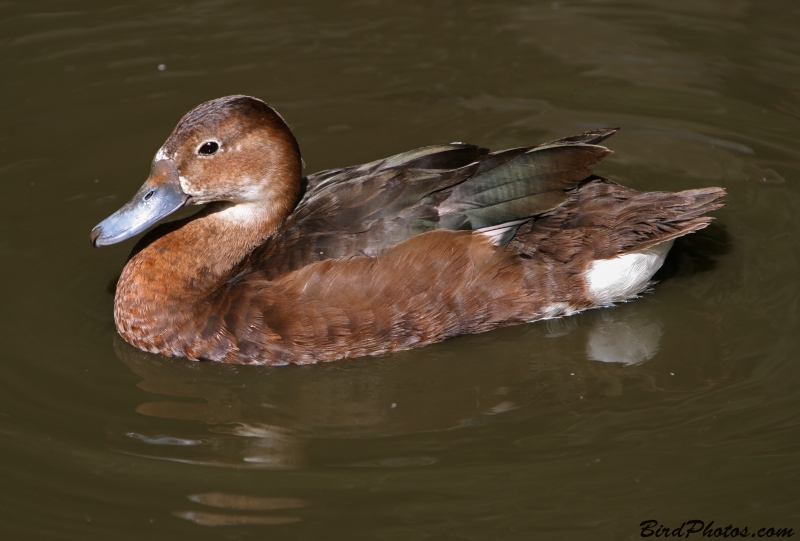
155, 146, 171, 161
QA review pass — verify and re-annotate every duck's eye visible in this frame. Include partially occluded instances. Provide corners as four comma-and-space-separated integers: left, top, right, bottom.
198, 141, 219, 156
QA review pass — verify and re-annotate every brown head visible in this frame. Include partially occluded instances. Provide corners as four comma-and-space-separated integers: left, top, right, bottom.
91, 95, 302, 246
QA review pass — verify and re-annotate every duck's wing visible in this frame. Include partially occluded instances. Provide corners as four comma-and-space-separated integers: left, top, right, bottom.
250, 128, 618, 279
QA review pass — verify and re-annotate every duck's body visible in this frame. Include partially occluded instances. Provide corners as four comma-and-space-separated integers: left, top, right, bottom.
92, 96, 724, 365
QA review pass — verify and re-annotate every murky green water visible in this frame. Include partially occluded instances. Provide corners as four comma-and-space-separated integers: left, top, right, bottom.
1, 1, 799, 539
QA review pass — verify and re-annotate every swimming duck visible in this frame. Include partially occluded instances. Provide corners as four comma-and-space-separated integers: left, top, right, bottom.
91, 95, 725, 365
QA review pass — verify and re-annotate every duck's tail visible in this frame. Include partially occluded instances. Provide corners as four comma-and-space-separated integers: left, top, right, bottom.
508, 178, 726, 306
578, 178, 726, 258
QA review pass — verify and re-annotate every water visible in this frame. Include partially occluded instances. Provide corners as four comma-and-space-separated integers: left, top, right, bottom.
1, 1, 799, 539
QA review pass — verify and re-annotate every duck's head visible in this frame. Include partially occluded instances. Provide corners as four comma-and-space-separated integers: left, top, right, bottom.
91, 95, 301, 247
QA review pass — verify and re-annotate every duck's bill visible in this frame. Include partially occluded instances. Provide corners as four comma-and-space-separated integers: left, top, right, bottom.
90, 159, 190, 247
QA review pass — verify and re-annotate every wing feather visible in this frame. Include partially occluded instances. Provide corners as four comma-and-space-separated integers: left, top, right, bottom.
247, 129, 618, 280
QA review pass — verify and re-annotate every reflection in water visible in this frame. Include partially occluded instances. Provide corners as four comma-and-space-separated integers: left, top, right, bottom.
111, 229, 729, 471
187, 493, 306, 510
173, 511, 300, 526
344, 456, 438, 468
126, 432, 203, 446
586, 311, 663, 366
742, 164, 785, 184
211, 423, 304, 469
173, 493, 306, 527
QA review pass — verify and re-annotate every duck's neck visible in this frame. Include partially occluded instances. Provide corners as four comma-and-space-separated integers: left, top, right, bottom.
113, 200, 289, 355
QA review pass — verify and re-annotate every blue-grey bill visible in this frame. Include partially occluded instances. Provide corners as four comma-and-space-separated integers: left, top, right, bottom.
90, 159, 189, 247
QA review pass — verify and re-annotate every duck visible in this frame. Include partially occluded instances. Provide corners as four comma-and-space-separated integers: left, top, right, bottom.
91, 95, 725, 365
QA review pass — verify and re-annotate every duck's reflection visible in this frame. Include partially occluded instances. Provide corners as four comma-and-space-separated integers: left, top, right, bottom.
112, 229, 729, 471
113, 306, 724, 468
586, 310, 663, 366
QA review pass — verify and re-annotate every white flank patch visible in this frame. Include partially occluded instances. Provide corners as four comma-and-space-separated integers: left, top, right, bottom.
585, 240, 674, 306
